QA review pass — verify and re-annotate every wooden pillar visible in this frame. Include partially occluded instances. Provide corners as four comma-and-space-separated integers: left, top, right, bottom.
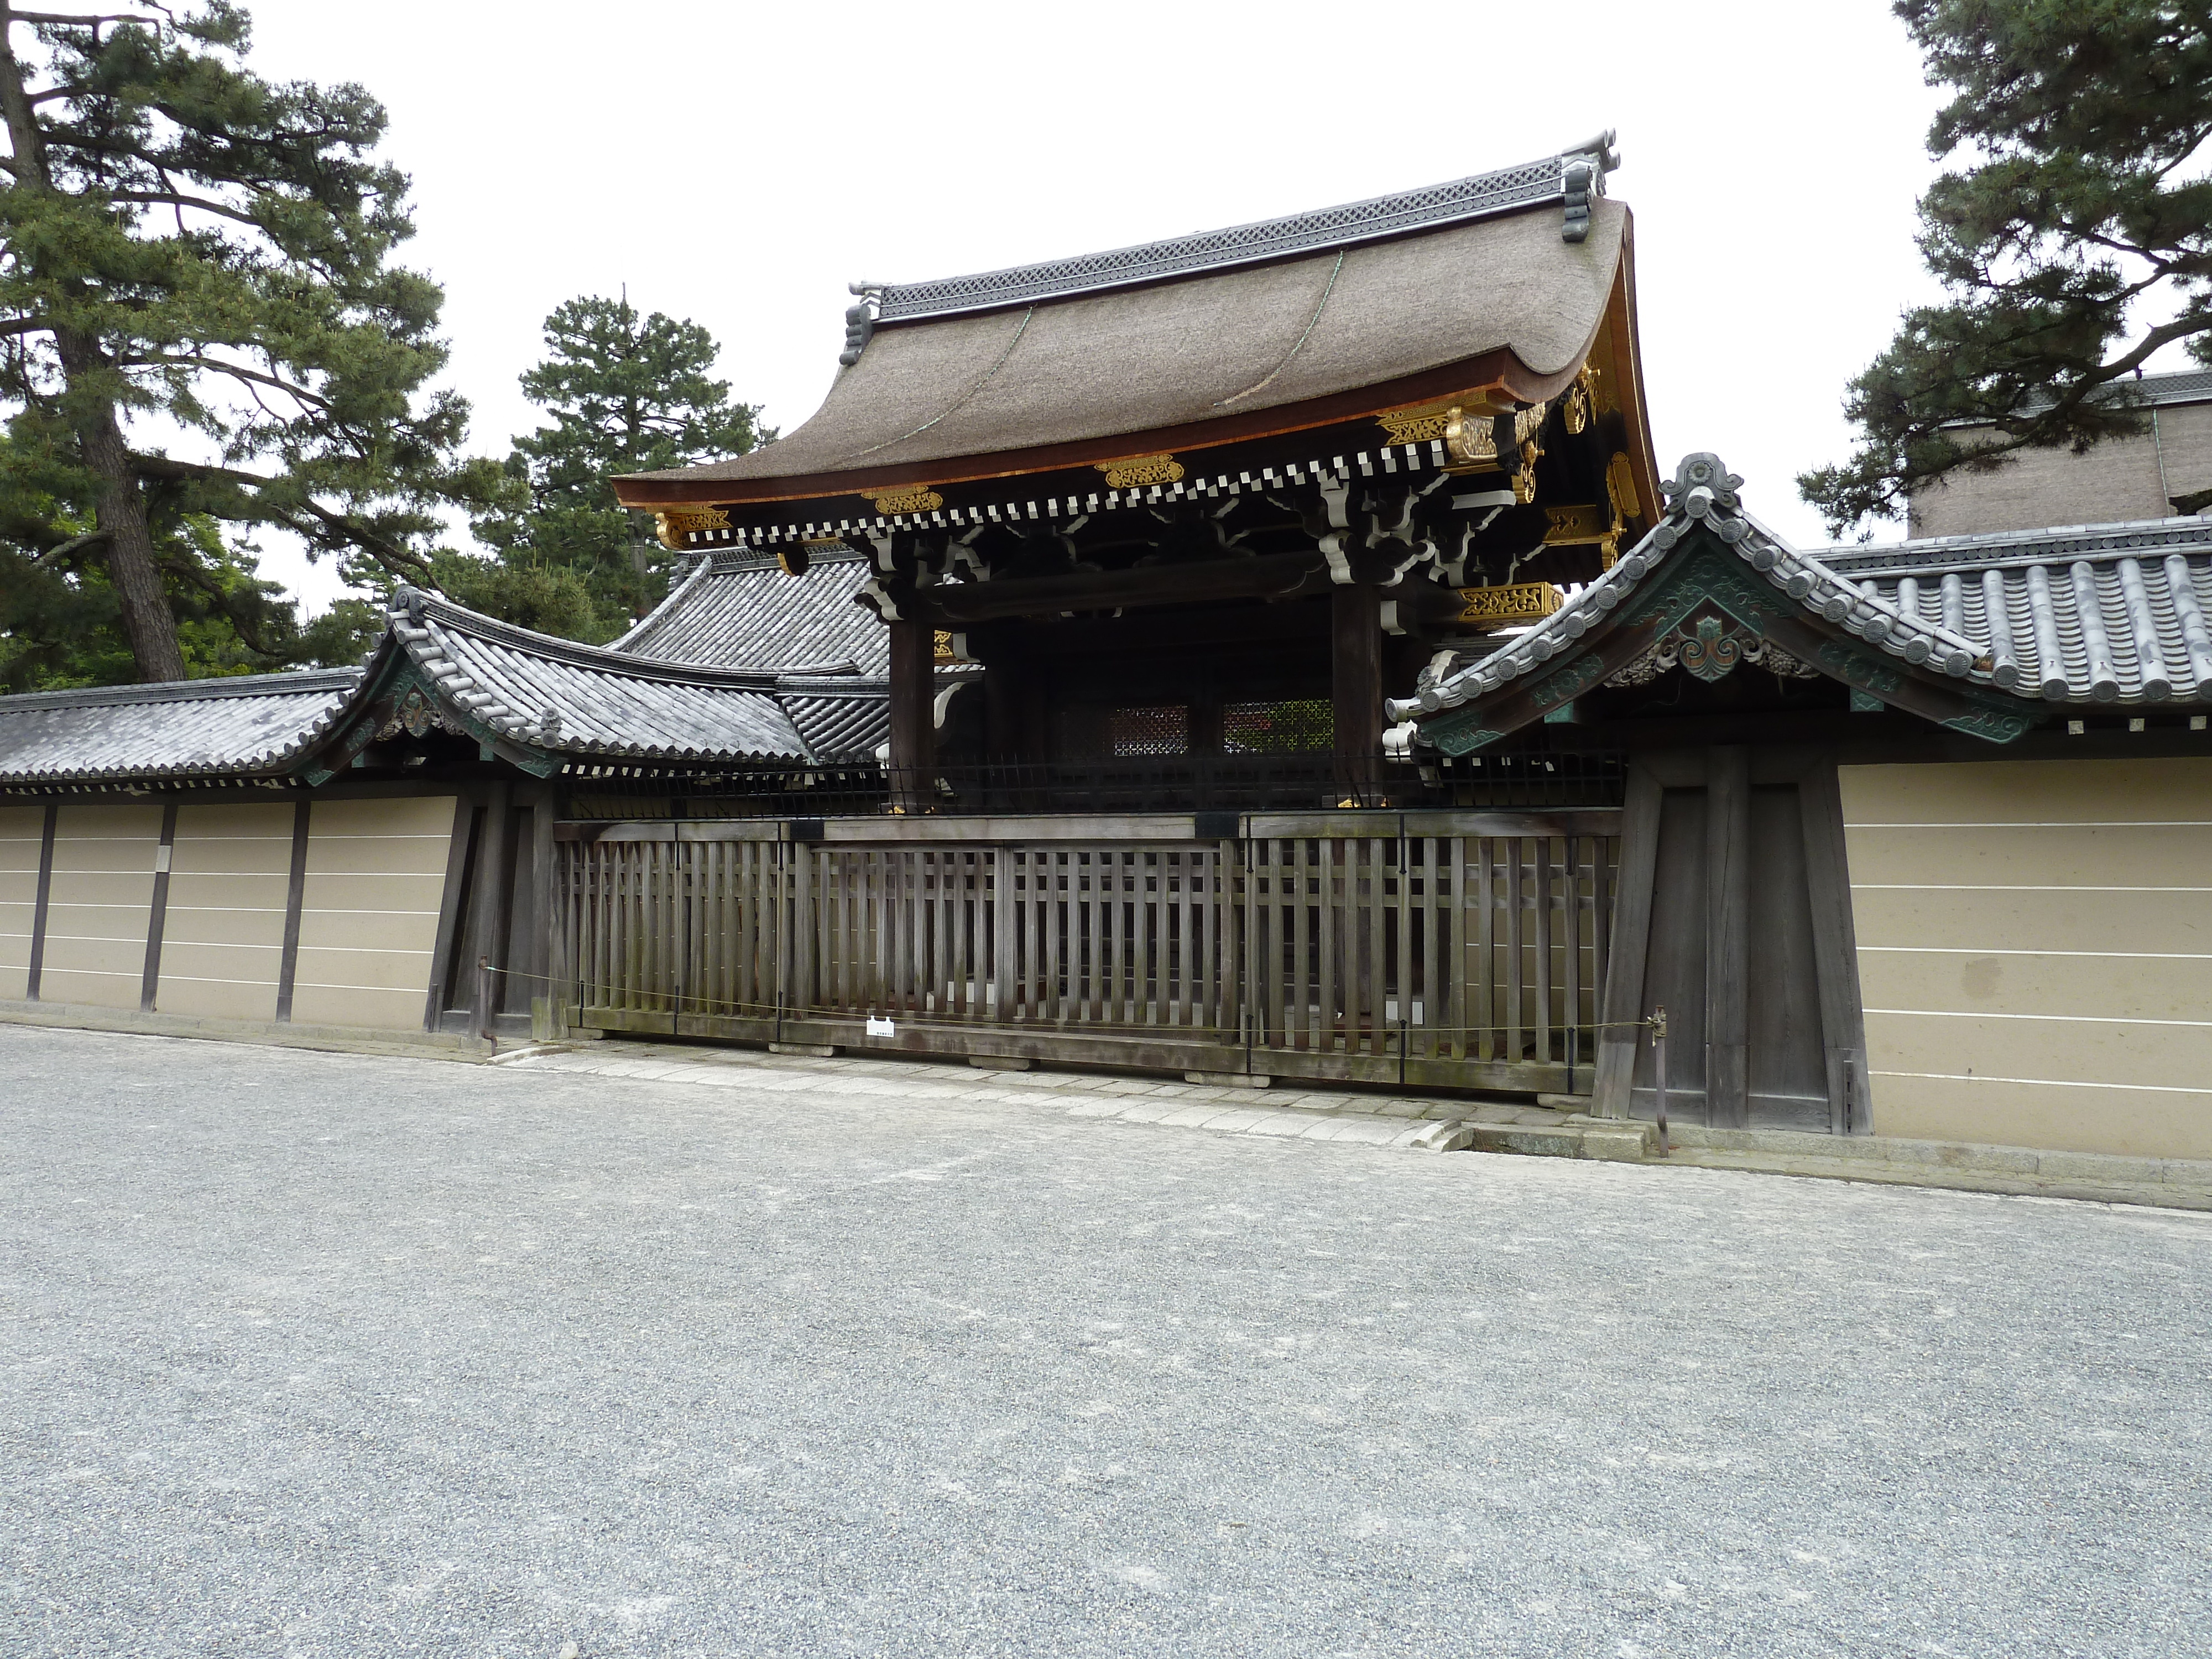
1704, 745, 1751, 1128
1331, 583, 1383, 801
983, 657, 1022, 761
1798, 758, 1871, 1133
469, 781, 514, 1017
888, 616, 936, 811
1592, 761, 1663, 1118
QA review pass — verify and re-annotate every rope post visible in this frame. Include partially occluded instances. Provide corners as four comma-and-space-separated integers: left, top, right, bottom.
477, 955, 493, 1051
1650, 1004, 1668, 1155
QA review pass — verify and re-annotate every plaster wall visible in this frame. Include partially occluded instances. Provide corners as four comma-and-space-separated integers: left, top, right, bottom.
37, 805, 163, 1010
1839, 757, 2212, 1159
1904, 402, 2212, 539
290, 796, 457, 1031
0, 804, 44, 999
154, 803, 294, 1021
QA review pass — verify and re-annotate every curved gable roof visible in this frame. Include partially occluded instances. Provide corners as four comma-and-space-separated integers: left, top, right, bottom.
620, 147, 1628, 503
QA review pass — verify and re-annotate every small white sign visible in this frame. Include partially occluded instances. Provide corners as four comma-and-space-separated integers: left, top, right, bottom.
865, 1016, 895, 1037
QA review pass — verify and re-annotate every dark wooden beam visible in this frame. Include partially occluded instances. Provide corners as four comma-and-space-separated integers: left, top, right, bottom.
1797, 758, 1872, 1134
919, 551, 1327, 625
138, 804, 178, 1013
25, 802, 56, 1001
887, 615, 936, 808
1332, 583, 1383, 792
1704, 745, 1750, 1129
274, 799, 311, 1023
1593, 760, 1663, 1118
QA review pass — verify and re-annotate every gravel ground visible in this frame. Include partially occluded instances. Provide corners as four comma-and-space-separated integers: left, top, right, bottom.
3, 1024, 2208, 1658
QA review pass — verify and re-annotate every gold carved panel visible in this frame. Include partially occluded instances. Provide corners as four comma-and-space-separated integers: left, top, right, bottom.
1455, 581, 1563, 630
652, 505, 731, 550
1095, 454, 1185, 489
865, 486, 945, 515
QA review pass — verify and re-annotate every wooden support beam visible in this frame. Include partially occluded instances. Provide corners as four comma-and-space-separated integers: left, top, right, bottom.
1592, 761, 1663, 1118
887, 615, 936, 810
1798, 757, 1871, 1133
1704, 744, 1750, 1128
921, 551, 1326, 624
1332, 582, 1383, 797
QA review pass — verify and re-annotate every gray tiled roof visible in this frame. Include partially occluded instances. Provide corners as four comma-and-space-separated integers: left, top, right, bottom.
388, 589, 834, 764
1392, 456, 2212, 725
0, 668, 359, 785
618, 550, 885, 674
1827, 518, 2212, 702
776, 676, 892, 759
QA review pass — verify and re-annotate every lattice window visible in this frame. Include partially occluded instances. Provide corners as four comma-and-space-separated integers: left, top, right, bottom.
1223, 699, 1334, 753
1108, 705, 1190, 757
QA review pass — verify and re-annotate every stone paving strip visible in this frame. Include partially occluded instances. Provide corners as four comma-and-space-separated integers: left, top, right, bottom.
497, 1040, 1551, 1156
498, 1038, 2212, 1211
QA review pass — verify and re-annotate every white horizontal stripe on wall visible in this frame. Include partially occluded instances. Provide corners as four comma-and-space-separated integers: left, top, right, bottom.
294, 947, 433, 959
288, 978, 440, 994
1874, 1069, 2212, 1098
296, 907, 442, 918
1846, 820, 2212, 829
1867, 1006, 2212, 1029
1860, 946, 2212, 960
1854, 883, 2212, 893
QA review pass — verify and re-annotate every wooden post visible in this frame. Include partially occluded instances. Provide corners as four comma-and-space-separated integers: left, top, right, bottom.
1331, 582, 1382, 803
1704, 744, 1751, 1129
888, 615, 936, 812
471, 782, 514, 1020
1592, 766, 1662, 1118
1798, 757, 1871, 1134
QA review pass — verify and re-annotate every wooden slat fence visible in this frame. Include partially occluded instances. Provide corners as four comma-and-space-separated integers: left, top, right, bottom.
556, 813, 1618, 1093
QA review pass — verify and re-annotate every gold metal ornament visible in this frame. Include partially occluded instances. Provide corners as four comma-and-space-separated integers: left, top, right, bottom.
865, 486, 945, 516
1377, 392, 1496, 447
652, 505, 732, 550
1455, 581, 1564, 630
1443, 406, 1498, 467
1511, 440, 1542, 504
1095, 454, 1186, 489
1563, 362, 1602, 434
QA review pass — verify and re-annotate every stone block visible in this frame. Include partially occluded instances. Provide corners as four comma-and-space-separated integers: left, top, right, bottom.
1406, 1120, 1475, 1153
769, 1042, 837, 1058
967, 1055, 1033, 1071
1575, 1126, 1650, 1163
1185, 1071, 1271, 1088
2036, 1151, 2164, 1185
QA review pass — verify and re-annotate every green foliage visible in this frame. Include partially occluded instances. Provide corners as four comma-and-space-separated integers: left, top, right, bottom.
1, 507, 379, 694
1800, 0, 2212, 533
462, 295, 769, 641
0, 1, 517, 679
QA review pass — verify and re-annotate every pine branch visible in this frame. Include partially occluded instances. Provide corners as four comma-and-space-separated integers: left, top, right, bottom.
120, 352, 335, 413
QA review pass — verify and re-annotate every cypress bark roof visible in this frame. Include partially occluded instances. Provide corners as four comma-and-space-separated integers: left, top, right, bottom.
619, 148, 1627, 500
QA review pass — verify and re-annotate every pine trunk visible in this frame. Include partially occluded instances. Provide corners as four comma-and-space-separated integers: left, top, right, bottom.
3, 14, 185, 684
53, 331, 186, 684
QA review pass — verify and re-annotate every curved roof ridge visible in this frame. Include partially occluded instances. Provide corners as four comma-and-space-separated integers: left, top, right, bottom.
0, 665, 361, 713
867, 136, 1620, 324
389, 587, 857, 684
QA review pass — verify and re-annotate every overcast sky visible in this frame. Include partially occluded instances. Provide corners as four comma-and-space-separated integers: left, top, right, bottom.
236, 0, 1955, 612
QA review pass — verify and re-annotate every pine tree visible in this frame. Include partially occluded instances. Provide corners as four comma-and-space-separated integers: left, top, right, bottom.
0, 1, 510, 681
1800, 1, 2212, 533
456, 295, 768, 641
